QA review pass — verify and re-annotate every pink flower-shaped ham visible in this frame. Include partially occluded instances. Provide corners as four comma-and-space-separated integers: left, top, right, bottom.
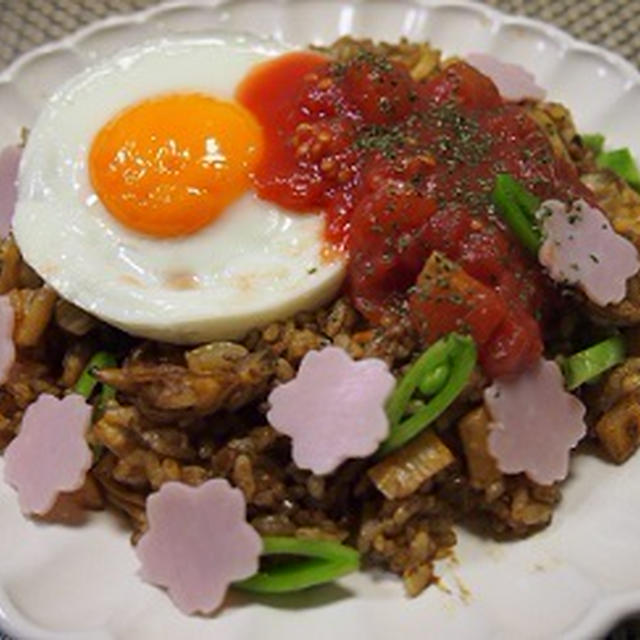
538, 199, 640, 306
4, 393, 92, 514
136, 479, 262, 615
484, 359, 587, 485
267, 346, 396, 475
466, 53, 546, 102
0, 145, 21, 238
0, 296, 15, 384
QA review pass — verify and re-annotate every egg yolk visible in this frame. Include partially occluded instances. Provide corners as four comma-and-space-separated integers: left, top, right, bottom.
89, 93, 264, 237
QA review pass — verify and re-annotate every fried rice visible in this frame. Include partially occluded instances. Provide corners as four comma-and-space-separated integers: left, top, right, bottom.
2, 37, 640, 601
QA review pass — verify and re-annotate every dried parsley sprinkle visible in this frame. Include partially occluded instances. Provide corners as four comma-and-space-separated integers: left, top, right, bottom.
457, 321, 472, 334
330, 48, 394, 77
354, 124, 407, 158
589, 254, 600, 263
378, 96, 393, 114
397, 234, 411, 251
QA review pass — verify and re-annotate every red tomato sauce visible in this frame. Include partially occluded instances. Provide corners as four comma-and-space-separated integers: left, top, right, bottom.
237, 51, 592, 377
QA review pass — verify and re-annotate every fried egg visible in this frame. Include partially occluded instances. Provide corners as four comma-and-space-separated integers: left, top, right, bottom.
12, 34, 346, 344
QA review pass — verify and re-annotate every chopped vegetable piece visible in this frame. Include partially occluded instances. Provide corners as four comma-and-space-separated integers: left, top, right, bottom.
582, 133, 605, 155
492, 173, 541, 254
466, 53, 546, 102
597, 148, 640, 192
379, 333, 477, 456
267, 346, 395, 475
409, 252, 508, 349
74, 351, 117, 399
0, 295, 15, 385
236, 537, 360, 594
485, 359, 587, 485
457, 406, 502, 491
581, 132, 640, 192
409, 251, 541, 378
538, 199, 639, 306
136, 479, 262, 615
98, 382, 117, 407
3, 394, 92, 515
368, 429, 454, 499
562, 335, 625, 390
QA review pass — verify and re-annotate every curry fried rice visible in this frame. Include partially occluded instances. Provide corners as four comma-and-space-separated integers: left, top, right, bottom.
2, 37, 640, 600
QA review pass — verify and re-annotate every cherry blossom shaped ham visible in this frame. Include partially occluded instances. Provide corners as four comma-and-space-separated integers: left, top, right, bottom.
466, 53, 546, 102
0, 145, 21, 238
538, 199, 640, 306
0, 296, 15, 384
136, 479, 262, 615
4, 393, 92, 515
484, 359, 587, 485
267, 346, 396, 475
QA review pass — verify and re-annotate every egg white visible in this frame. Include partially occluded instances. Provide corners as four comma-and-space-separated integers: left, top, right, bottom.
13, 34, 346, 344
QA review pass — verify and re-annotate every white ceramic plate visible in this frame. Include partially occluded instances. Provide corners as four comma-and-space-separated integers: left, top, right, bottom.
1, 1, 639, 639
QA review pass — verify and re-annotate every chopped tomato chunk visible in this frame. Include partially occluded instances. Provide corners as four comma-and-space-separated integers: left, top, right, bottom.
480, 309, 543, 378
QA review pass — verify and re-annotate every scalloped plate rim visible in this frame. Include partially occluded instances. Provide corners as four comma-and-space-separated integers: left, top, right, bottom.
1, 1, 640, 639
1, 0, 639, 89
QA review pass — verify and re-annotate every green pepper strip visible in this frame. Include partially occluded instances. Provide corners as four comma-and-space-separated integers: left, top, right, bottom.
235, 537, 360, 594
492, 173, 542, 255
74, 351, 117, 403
581, 132, 640, 193
378, 333, 477, 457
581, 133, 605, 155
562, 335, 625, 390
597, 148, 640, 192
386, 336, 453, 427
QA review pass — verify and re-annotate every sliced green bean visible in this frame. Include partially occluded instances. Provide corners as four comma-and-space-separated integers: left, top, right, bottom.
385, 335, 455, 427
378, 334, 477, 457
97, 382, 117, 412
580, 132, 640, 193
563, 335, 625, 390
597, 148, 640, 192
581, 133, 605, 155
235, 537, 360, 594
74, 351, 117, 399
492, 173, 542, 255
75, 351, 117, 462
